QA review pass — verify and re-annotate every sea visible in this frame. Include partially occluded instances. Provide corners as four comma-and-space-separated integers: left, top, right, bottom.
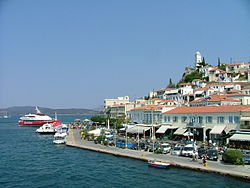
0, 115, 250, 188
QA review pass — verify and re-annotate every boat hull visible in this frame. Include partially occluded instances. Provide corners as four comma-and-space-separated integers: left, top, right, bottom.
148, 163, 169, 169
148, 161, 170, 169
19, 120, 55, 127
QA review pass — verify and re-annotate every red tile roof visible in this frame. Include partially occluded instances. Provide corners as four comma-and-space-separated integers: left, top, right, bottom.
195, 87, 211, 91
164, 105, 250, 114
130, 105, 170, 111
243, 85, 250, 89
190, 95, 240, 103
225, 93, 250, 97
207, 82, 239, 86
149, 98, 161, 101
179, 83, 193, 86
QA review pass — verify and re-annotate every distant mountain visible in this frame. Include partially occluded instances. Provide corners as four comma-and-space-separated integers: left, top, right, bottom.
0, 106, 100, 116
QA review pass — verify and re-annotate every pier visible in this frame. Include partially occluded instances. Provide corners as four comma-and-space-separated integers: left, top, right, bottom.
66, 129, 250, 181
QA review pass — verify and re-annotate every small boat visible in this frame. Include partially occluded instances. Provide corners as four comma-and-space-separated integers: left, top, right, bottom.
53, 132, 67, 144
148, 160, 170, 169
36, 120, 63, 134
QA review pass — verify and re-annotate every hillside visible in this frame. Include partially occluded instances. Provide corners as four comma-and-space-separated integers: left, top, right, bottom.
0, 106, 100, 116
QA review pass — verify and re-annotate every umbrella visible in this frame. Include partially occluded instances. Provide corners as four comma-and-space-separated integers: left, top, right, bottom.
183, 132, 194, 137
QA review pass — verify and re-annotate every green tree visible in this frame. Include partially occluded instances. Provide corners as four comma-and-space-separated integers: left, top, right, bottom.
91, 116, 106, 124
223, 150, 243, 165
198, 57, 207, 67
218, 64, 226, 71
167, 78, 175, 88
181, 70, 203, 83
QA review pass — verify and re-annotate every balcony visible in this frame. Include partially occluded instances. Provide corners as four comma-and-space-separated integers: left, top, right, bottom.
186, 122, 204, 128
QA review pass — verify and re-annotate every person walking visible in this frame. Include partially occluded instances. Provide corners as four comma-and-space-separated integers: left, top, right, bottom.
202, 154, 207, 166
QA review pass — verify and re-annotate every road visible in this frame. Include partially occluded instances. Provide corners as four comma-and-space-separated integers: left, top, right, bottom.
66, 128, 250, 181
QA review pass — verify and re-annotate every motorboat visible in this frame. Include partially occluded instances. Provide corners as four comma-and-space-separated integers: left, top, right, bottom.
36, 120, 63, 134
148, 160, 170, 169
53, 132, 67, 144
18, 107, 54, 127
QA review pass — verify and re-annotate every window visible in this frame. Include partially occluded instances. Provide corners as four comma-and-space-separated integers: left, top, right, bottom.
217, 116, 224, 123
173, 116, 178, 122
181, 116, 187, 122
168, 116, 171, 122
164, 116, 171, 122
198, 116, 203, 123
206, 116, 212, 123
229, 116, 233, 123
234, 116, 240, 124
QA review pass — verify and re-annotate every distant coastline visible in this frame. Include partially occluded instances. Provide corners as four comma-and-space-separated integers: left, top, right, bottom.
0, 106, 101, 116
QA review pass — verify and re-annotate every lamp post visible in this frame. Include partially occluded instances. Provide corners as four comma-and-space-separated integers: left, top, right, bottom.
125, 126, 128, 148
152, 107, 155, 153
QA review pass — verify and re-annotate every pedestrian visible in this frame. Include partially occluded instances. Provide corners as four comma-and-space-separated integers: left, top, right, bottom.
202, 154, 207, 166
192, 150, 196, 161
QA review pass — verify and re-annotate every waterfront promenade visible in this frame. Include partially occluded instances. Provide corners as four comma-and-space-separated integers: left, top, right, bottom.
66, 129, 250, 181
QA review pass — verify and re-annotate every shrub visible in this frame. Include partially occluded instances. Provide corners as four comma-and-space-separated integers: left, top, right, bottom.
223, 150, 243, 165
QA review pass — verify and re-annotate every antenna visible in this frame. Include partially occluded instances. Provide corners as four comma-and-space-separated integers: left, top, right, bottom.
35, 106, 41, 113
54, 112, 57, 120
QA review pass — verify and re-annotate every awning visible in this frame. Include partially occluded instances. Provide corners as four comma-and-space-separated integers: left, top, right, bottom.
156, 126, 170, 134
240, 117, 250, 121
195, 90, 203, 95
210, 125, 226, 134
168, 126, 179, 129
174, 127, 187, 135
224, 125, 237, 134
229, 134, 250, 141
127, 126, 151, 134
88, 129, 101, 136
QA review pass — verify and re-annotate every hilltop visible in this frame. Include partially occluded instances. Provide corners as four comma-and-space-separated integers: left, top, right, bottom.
0, 106, 100, 116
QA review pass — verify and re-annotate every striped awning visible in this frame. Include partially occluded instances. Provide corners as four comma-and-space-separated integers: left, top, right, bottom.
156, 126, 170, 134
127, 126, 151, 134
210, 125, 226, 134
174, 127, 187, 135
229, 134, 250, 141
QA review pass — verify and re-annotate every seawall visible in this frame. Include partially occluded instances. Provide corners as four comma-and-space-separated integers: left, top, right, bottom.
66, 129, 250, 181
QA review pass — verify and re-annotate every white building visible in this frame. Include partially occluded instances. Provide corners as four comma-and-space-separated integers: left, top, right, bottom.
199, 66, 214, 78
162, 105, 250, 144
104, 96, 130, 108
189, 94, 241, 107
178, 83, 194, 95
127, 105, 175, 124
195, 51, 202, 68
207, 82, 241, 93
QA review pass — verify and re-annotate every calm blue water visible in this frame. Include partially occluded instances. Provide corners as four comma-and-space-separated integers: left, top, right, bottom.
0, 116, 249, 188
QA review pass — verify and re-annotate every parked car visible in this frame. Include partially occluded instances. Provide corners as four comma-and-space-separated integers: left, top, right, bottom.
243, 151, 250, 164
198, 148, 207, 159
181, 144, 197, 157
207, 149, 218, 161
161, 143, 171, 154
171, 145, 183, 156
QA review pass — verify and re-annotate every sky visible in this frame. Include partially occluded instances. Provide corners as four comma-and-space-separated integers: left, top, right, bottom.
0, 0, 250, 109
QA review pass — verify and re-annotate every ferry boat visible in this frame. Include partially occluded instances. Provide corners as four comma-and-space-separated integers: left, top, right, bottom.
148, 160, 170, 169
18, 107, 54, 127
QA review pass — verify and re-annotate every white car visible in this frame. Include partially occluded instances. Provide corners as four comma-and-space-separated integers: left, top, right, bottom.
161, 143, 171, 154
181, 144, 197, 157
171, 146, 183, 156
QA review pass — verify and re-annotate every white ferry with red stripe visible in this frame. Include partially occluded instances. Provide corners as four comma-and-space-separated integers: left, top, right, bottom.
18, 107, 54, 127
